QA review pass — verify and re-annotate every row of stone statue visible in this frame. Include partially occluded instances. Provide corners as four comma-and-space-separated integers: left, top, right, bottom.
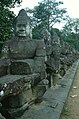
42, 29, 79, 85
0, 9, 79, 119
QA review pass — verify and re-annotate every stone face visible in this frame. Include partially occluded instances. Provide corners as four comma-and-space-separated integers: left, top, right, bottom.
15, 9, 32, 38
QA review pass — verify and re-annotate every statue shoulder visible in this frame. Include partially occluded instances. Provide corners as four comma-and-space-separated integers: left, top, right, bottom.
34, 39, 46, 56
34, 39, 46, 47
3, 36, 16, 46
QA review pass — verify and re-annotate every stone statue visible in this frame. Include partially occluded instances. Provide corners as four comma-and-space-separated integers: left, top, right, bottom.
45, 31, 61, 86
41, 27, 51, 46
51, 31, 61, 73
1, 9, 46, 78
59, 40, 78, 77
0, 9, 47, 118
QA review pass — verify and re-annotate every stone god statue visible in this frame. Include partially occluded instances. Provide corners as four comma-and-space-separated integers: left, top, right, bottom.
41, 27, 51, 46
1, 9, 46, 78
45, 31, 62, 86
0, 9, 47, 118
50, 31, 61, 72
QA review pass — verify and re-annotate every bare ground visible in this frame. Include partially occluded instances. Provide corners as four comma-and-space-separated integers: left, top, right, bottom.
60, 64, 79, 119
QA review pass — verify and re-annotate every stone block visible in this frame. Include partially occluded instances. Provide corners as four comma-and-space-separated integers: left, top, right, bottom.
0, 114, 6, 119
10, 59, 34, 75
0, 59, 8, 77
7, 88, 33, 108
35, 40, 46, 57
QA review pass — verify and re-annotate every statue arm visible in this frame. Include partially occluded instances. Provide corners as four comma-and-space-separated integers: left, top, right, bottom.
0, 41, 11, 74
34, 40, 46, 79
1, 41, 10, 59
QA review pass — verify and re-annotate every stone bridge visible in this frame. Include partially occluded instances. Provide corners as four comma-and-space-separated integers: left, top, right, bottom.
0, 9, 79, 119
0, 60, 78, 119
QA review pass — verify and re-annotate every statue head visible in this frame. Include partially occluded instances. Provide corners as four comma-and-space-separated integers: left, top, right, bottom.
51, 31, 60, 45
41, 27, 51, 46
14, 9, 32, 38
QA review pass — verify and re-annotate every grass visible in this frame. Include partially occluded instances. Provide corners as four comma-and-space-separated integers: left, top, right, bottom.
60, 105, 70, 119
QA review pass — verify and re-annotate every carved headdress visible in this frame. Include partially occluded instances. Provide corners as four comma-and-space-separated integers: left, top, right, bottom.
16, 9, 30, 25
14, 9, 32, 38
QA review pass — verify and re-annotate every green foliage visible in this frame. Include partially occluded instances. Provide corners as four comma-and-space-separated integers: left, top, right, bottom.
0, 7, 14, 42
0, 0, 22, 7
0, 0, 22, 43
28, 0, 68, 39
62, 18, 79, 36
61, 18, 79, 50
32, 24, 42, 39
33, 0, 67, 29
50, 28, 61, 37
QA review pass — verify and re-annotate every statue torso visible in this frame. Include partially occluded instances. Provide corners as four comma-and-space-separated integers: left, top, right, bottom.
8, 37, 37, 60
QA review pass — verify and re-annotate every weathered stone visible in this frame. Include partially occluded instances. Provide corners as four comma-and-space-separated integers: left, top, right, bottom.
8, 102, 29, 117
10, 59, 34, 75
16, 60, 78, 119
41, 27, 51, 46
0, 59, 8, 77
32, 79, 49, 99
35, 40, 46, 57
32, 85, 46, 99
50, 32, 61, 72
0, 114, 6, 119
14, 9, 32, 38
0, 9, 47, 118
45, 31, 61, 86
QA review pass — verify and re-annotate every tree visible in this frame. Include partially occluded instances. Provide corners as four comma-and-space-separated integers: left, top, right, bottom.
0, 0, 22, 42
33, 0, 68, 30
62, 18, 79, 35
61, 18, 79, 50
26, 0, 68, 39
0, 0, 22, 8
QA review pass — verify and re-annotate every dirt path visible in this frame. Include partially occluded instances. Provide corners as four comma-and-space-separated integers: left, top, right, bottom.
60, 64, 79, 119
